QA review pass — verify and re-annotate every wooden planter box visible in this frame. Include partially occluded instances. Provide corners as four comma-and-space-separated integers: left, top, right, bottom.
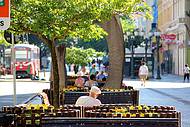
43, 89, 139, 105
41, 116, 181, 127
2, 105, 181, 127
62, 90, 139, 105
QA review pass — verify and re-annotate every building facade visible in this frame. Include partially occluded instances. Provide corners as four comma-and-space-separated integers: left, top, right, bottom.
158, 0, 190, 75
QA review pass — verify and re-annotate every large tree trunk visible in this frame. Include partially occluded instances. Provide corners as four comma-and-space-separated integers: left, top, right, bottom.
56, 45, 66, 91
50, 42, 60, 108
101, 15, 125, 89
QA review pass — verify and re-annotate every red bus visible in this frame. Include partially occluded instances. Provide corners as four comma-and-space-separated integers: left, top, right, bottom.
5, 44, 40, 78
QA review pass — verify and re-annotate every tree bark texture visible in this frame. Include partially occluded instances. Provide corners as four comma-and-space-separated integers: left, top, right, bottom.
101, 15, 125, 89
50, 42, 60, 108
56, 45, 67, 91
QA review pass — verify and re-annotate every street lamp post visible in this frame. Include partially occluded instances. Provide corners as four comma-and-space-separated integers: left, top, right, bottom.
145, 37, 148, 63
126, 31, 137, 79
155, 31, 161, 79
148, 32, 155, 79
145, 37, 148, 64
126, 30, 143, 79
130, 35, 135, 79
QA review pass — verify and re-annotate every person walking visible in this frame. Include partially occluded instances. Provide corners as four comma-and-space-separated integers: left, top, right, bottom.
138, 62, 149, 86
183, 64, 190, 82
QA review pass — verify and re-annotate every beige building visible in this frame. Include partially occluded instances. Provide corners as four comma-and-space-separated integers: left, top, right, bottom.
158, 0, 190, 75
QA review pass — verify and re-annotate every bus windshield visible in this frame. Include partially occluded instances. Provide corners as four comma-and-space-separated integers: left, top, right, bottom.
15, 50, 31, 61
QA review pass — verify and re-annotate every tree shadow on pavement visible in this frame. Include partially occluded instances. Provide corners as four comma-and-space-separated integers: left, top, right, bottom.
0, 93, 36, 111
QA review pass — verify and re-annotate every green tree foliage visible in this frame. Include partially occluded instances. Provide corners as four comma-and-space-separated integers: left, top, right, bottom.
9, 0, 151, 106
10, 0, 109, 107
121, 17, 135, 49
10, 0, 151, 40
121, 17, 135, 33
75, 38, 108, 52
66, 47, 104, 66
10, 0, 107, 40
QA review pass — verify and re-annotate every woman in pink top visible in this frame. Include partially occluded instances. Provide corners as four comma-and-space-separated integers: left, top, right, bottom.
138, 62, 149, 86
75, 72, 85, 88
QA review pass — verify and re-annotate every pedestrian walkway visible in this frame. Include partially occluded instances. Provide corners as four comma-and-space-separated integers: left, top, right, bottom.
124, 74, 190, 127
125, 74, 183, 82
123, 74, 190, 89
140, 88, 190, 127
150, 74, 184, 83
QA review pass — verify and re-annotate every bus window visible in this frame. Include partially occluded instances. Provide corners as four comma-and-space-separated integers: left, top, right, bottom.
15, 50, 27, 61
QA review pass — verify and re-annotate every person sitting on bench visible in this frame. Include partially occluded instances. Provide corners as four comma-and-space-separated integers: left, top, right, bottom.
75, 86, 101, 107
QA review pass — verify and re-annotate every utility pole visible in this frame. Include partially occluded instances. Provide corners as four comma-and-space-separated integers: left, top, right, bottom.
11, 33, 16, 105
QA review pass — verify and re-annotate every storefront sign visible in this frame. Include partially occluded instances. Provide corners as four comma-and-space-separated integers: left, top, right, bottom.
161, 34, 176, 45
161, 34, 176, 40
